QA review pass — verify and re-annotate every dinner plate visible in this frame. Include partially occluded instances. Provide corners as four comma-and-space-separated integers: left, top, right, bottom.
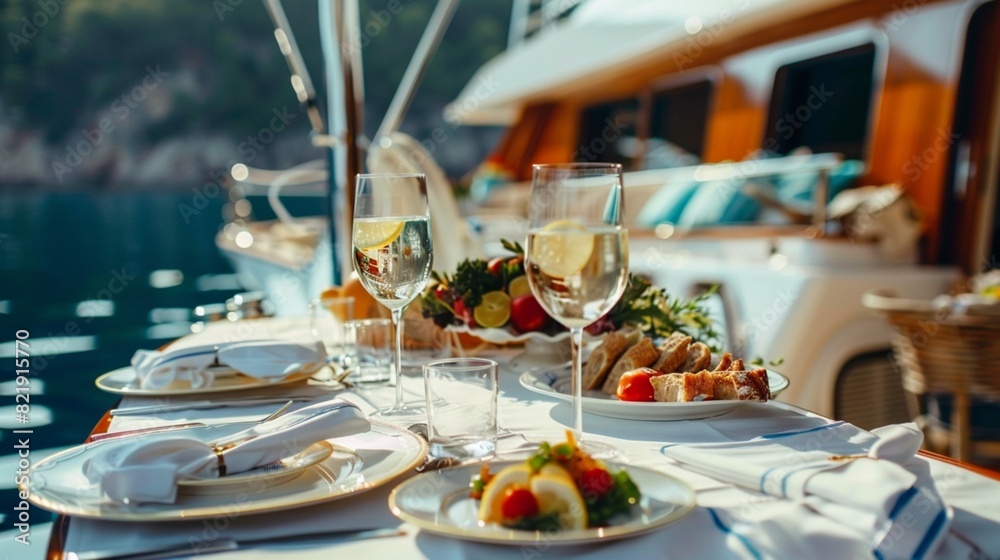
519, 363, 790, 421
24, 421, 426, 521
95, 366, 314, 396
177, 440, 334, 495
389, 461, 694, 545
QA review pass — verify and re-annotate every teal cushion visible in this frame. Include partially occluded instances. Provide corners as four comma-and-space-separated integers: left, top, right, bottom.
775, 160, 865, 209
635, 182, 700, 226
676, 179, 762, 227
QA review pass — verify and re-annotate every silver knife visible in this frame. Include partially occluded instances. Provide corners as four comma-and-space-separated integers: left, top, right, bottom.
89, 422, 207, 442
77, 527, 407, 560
110, 396, 313, 416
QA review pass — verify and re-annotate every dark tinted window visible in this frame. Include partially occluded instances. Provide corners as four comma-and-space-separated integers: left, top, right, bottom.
647, 79, 712, 166
764, 43, 876, 160
575, 98, 641, 168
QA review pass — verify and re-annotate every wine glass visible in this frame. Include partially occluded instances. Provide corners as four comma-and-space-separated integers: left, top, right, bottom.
352, 173, 433, 418
525, 163, 628, 454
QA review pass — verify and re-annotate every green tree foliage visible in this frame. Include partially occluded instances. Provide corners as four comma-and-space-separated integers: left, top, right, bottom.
1, 0, 511, 180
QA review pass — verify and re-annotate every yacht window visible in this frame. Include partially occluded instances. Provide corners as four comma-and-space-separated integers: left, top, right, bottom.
764, 43, 876, 160
645, 79, 713, 169
575, 98, 641, 169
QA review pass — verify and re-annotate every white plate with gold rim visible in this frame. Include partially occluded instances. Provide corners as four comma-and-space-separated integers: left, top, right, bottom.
24, 421, 426, 521
389, 460, 694, 545
519, 363, 790, 421
95, 366, 314, 396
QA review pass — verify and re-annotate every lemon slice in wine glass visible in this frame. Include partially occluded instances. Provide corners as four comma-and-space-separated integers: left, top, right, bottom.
531, 220, 595, 278
354, 219, 404, 251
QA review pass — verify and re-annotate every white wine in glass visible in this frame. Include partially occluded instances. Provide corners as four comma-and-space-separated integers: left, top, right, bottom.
525, 163, 628, 454
352, 174, 433, 418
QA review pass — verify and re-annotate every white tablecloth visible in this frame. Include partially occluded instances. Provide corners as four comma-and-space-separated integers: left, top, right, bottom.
53, 319, 1000, 559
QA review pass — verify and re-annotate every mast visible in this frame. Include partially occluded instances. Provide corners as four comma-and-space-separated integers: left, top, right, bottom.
319, 0, 365, 284
374, 0, 461, 142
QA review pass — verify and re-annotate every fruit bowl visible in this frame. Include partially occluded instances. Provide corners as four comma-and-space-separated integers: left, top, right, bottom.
444, 324, 576, 346
442, 325, 597, 369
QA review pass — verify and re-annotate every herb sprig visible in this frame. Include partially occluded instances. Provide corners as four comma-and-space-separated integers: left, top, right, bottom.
607, 275, 722, 352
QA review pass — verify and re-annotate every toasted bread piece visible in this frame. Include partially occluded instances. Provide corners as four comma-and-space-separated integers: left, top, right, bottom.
713, 353, 733, 371
582, 328, 642, 390
730, 358, 745, 371
650, 373, 683, 402
679, 342, 711, 373
651, 333, 692, 374
718, 368, 770, 401
651, 368, 771, 402
602, 337, 659, 394
650, 371, 715, 402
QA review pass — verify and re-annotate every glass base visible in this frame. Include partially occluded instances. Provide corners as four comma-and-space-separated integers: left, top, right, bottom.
429, 439, 495, 460
370, 404, 425, 420
576, 439, 620, 460
510, 430, 620, 460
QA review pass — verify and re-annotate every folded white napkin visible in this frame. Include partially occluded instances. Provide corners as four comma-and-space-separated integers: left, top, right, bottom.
663, 421, 952, 560
130, 340, 327, 389
83, 400, 369, 504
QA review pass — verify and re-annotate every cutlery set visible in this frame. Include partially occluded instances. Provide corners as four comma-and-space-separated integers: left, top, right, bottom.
109, 396, 314, 416
77, 527, 407, 560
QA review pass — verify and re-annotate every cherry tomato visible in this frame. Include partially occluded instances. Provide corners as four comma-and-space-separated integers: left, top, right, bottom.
577, 467, 615, 499
616, 369, 655, 402
501, 487, 539, 520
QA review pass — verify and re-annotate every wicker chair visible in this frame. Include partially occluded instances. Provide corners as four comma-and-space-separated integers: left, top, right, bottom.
863, 290, 1000, 462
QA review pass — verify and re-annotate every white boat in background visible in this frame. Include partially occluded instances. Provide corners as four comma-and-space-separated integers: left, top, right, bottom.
217, 0, 999, 427
446, 0, 995, 426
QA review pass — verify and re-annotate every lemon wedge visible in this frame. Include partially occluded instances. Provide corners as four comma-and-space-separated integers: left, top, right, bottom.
530, 220, 595, 278
478, 464, 533, 523
474, 291, 512, 328
353, 218, 404, 251
507, 275, 532, 298
530, 473, 588, 530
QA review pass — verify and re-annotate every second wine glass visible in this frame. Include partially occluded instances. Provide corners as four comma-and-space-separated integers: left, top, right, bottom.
352, 173, 433, 418
525, 163, 628, 454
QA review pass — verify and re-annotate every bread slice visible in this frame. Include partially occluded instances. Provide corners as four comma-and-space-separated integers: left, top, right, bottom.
582, 328, 642, 390
650, 367, 771, 402
651, 371, 715, 402
602, 337, 660, 394
679, 342, 711, 373
713, 368, 771, 401
650, 374, 683, 402
651, 333, 692, 374
713, 353, 733, 371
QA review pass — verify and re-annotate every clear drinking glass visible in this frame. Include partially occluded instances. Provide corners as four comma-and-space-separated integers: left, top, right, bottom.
352, 173, 433, 418
525, 163, 628, 453
423, 358, 498, 459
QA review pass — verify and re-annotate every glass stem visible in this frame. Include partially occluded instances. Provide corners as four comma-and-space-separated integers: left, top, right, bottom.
570, 326, 584, 441
391, 306, 404, 409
